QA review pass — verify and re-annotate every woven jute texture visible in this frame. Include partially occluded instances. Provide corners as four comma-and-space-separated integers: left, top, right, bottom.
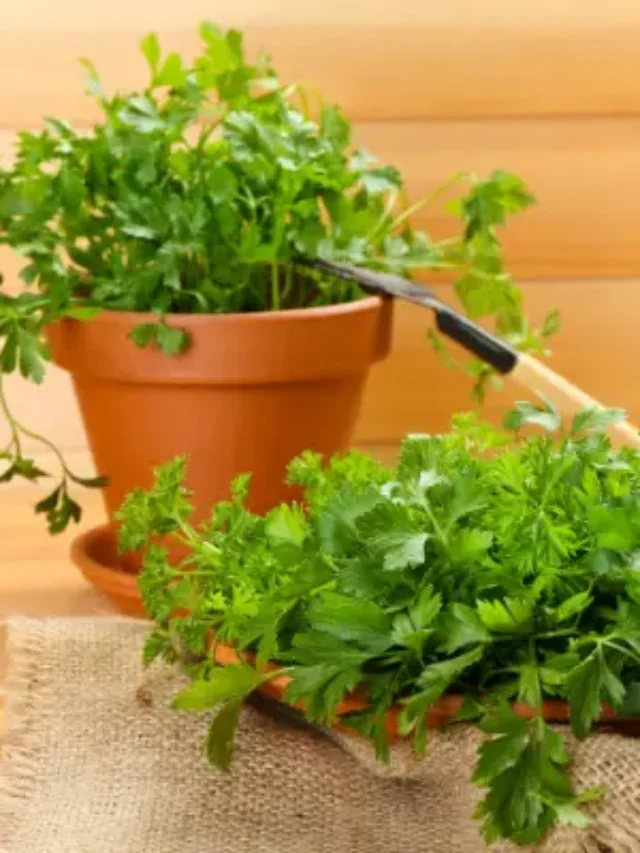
2, 619, 640, 853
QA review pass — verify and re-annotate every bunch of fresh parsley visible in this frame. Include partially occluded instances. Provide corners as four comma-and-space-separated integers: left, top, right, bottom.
0, 22, 553, 530
119, 399, 640, 846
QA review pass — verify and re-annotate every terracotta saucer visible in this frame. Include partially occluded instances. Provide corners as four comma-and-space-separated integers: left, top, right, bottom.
71, 524, 145, 617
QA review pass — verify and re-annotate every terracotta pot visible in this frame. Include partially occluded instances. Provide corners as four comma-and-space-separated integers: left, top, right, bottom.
50, 297, 392, 578
212, 641, 640, 740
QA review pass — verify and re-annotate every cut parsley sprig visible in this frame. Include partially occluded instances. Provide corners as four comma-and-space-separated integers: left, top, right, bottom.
120, 399, 640, 845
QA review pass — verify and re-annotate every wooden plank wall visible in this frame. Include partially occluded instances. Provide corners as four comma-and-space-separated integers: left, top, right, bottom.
1, 0, 639, 454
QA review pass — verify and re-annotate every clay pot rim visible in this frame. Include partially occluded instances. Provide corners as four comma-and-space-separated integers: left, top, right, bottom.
71, 524, 139, 587
211, 637, 636, 729
69, 296, 383, 327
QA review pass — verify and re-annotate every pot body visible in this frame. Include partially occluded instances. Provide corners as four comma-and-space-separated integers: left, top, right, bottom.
48, 297, 392, 528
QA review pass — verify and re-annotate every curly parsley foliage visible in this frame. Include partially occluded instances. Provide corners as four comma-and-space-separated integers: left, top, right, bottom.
121, 400, 640, 845
0, 23, 550, 530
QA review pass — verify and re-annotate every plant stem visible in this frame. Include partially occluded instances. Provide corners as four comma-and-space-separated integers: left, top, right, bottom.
0, 372, 95, 488
389, 171, 472, 234
420, 497, 447, 548
16, 421, 70, 475
528, 638, 543, 710
0, 373, 22, 457
282, 263, 294, 303
270, 263, 280, 311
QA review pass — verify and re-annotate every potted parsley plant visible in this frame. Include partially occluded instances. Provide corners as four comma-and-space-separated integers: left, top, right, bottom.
0, 25, 549, 574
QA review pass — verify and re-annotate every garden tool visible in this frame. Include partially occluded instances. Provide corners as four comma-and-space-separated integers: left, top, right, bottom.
306, 258, 640, 450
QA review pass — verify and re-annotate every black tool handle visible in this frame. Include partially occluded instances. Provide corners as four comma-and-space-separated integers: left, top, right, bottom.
435, 308, 517, 374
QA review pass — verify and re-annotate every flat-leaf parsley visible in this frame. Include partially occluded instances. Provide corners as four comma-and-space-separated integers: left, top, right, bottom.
120, 399, 640, 845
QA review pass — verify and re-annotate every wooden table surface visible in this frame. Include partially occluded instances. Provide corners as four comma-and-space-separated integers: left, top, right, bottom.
1, 457, 117, 736
1, 479, 113, 620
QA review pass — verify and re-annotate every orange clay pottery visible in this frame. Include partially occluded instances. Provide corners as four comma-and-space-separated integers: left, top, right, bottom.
212, 640, 640, 742
52, 298, 391, 605
71, 524, 145, 617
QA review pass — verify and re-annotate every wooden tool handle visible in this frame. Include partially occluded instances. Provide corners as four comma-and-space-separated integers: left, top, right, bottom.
511, 353, 640, 449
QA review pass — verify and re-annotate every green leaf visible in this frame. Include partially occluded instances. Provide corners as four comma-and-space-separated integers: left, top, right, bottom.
45, 491, 83, 534
121, 224, 158, 240
1, 329, 18, 373
477, 598, 533, 635
503, 400, 562, 433
79, 57, 105, 98
205, 698, 243, 771
448, 528, 493, 564
359, 165, 402, 195
410, 586, 442, 629
0, 463, 17, 484
13, 457, 49, 482
140, 32, 161, 74
63, 305, 102, 321
155, 53, 188, 88
142, 629, 175, 667
155, 324, 190, 356
567, 651, 603, 738
540, 308, 561, 338
552, 591, 592, 624
172, 665, 268, 710
199, 22, 236, 74
517, 664, 541, 708
128, 323, 157, 349
553, 803, 591, 830
382, 531, 428, 571
589, 506, 635, 552
600, 654, 625, 707
35, 485, 61, 514
284, 664, 361, 721
401, 647, 483, 734
357, 502, 429, 571
478, 706, 528, 736
472, 728, 528, 783
539, 652, 581, 688
473, 717, 584, 845
391, 588, 441, 651
306, 593, 391, 652
438, 604, 492, 653
619, 681, 640, 715
264, 504, 307, 548
17, 329, 47, 383
571, 406, 627, 436
418, 646, 483, 690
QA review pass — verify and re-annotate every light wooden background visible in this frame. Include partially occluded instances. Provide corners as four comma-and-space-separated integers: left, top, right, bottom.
1, 0, 640, 457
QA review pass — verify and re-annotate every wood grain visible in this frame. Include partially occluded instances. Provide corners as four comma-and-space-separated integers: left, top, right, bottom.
353, 119, 640, 280
3, 2, 640, 124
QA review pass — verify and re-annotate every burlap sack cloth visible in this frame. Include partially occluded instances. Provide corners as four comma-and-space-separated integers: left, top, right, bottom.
2, 619, 640, 852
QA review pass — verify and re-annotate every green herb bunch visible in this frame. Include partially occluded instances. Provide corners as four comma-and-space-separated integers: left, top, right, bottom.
0, 22, 552, 529
120, 400, 640, 846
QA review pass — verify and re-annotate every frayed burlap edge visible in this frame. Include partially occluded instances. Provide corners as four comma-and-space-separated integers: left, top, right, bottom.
0, 619, 50, 851
0, 617, 148, 852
